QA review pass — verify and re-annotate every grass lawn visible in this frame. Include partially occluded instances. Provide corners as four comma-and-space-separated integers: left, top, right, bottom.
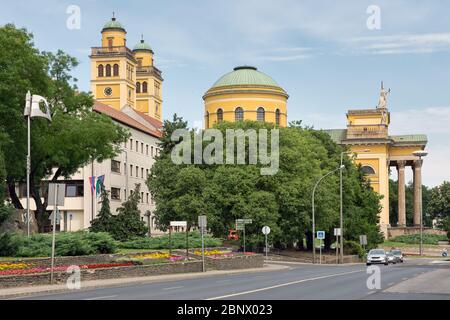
382, 241, 442, 248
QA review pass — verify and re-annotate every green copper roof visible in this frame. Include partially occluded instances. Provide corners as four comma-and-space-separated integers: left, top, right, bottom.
390, 134, 428, 144
133, 40, 153, 52
211, 66, 281, 89
102, 18, 125, 31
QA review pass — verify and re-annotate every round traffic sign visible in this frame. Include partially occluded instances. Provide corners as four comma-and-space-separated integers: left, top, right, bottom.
262, 226, 271, 235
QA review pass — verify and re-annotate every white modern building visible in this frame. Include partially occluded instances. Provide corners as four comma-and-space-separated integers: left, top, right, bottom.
18, 101, 163, 235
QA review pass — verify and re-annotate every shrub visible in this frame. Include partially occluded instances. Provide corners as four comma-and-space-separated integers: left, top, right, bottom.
390, 233, 447, 245
344, 240, 365, 258
118, 231, 222, 250
0, 231, 117, 257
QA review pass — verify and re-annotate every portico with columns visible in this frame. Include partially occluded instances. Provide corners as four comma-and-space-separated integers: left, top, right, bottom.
325, 84, 428, 238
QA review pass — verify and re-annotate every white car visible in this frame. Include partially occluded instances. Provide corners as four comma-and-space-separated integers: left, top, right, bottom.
366, 249, 389, 266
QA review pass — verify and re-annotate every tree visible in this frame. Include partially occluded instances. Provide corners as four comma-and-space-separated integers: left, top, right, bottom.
428, 181, 450, 237
110, 184, 147, 241
90, 189, 114, 234
147, 117, 384, 250
0, 24, 129, 231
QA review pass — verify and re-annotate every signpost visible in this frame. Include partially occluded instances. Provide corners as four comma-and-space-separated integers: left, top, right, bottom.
170, 221, 188, 260
317, 231, 325, 264
48, 183, 65, 284
262, 226, 271, 260
236, 219, 252, 253
198, 216, 207, 272
334, 228, 341, 263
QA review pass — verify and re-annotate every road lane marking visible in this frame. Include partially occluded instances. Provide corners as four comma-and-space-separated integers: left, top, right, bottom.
206, 270, 363, 300
84, 295, 117, 300
163, 286, 185, 290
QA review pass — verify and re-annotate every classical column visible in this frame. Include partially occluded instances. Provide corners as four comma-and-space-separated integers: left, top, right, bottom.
397, 160, 406, 227
413, 160, 423, 226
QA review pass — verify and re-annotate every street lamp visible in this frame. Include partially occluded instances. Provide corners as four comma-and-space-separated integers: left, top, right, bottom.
339, 149, 369, 263
412, 150, 428, 256
312, 165, 345, 264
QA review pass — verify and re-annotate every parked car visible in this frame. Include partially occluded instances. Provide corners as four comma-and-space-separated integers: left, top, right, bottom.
386, 251, 398, 264
391, 249, 404, 263
366, 249, 389, 266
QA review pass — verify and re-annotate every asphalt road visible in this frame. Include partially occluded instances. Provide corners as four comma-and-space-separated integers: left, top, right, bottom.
15, 258, 450, 300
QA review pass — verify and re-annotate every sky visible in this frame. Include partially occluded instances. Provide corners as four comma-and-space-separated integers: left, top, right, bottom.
1, 0, 449, 187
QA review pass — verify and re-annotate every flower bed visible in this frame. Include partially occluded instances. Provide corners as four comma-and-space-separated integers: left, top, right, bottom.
0, 262, 32, 271
192, 249, 255, 259
0, 262, 134, 276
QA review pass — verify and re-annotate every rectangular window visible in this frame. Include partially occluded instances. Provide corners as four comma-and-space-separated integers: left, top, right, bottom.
141, 143, 144, 153
151, 146, 154, 157
146, 145, 149, 155
66, 181, 84, 197
108, 38, 113, 48
124, 163, 127, 175
146, 193, 149, 204
136, 166, 139, 177
136, 141, 139, 151
111, 160, 121, 173
130, 165, 133, 177
141, 168, 144, 178
130, 139, 133, 150
146, 169, 149, 178
111, 187, 121, 201
141, 192, 144, 203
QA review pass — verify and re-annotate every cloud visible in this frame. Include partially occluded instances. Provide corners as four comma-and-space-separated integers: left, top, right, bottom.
253, 47, 314, 62
345, 33, 450, 55
389, 107, 450, 134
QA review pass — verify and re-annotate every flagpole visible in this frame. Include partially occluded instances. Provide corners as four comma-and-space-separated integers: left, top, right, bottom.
26, 91, 32, 237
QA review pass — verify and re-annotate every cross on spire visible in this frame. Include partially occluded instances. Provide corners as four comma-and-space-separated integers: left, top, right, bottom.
112, 12, 116, 21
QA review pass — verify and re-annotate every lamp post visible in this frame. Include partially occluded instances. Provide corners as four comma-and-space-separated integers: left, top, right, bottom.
312, 165, 344, 264
412, 150, 427, 257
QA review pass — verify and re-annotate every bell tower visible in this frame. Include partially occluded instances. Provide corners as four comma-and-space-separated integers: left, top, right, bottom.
90, 14, 137, 110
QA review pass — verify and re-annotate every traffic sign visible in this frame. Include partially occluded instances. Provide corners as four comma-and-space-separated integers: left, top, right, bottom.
317, 231, 325, 240
359, 235, 368, 246
48, 183, 66, 206
170, 221, 187, 227
262, 226, 271, 235
198, 215, 207, 228
334, 228, 342, 236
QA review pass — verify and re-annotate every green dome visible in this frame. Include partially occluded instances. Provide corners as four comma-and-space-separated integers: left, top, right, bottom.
211, 66, 281, 89
102, 18, 125, 31
133, 40, 153, 52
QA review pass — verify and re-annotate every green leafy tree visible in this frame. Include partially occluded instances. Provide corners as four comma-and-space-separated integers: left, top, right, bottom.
110, 184, 147, 241
428, 181, 450, 237
0, 24, 129, 231
148, 117, 384, 250
90, 189, 114, 234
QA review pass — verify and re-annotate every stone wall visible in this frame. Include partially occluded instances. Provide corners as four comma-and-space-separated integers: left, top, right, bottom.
388, 227, 447, 239
0, 254, 264, 288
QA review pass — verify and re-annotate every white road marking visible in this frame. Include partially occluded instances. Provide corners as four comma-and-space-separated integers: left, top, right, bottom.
163, 286, 185, 290
84, 295, 117, 300
366, 291, 377, 295
206, 270, 363, 300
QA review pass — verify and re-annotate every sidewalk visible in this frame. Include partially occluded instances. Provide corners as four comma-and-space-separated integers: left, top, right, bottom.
0, 263, 289, 299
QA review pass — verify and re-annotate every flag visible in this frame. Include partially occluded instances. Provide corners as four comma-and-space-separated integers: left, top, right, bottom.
89, 176, 96, 195
96, 175, 105, 197
24, 91, 52, 121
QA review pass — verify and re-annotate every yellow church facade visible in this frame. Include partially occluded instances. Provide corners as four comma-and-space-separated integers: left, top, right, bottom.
326, 87, 427, 237
204, 67, 427, 238
90, 15, 163, 120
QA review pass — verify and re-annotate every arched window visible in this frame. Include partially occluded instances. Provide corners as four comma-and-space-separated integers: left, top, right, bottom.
142, 82, 148, 93
113, 64, 119, 76
206, 111, 210, 128
361, 165, 376, 175
136, 82, 141, 93
235, 107, 244, 121
275, 109, 281, 126
257, 107, 265, 122
217, 108, 223, 123
98, 65, 104, 77
105, 64, 111, 77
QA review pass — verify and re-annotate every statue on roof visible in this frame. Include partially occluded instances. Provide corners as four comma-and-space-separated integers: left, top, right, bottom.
377, 81, 390, 109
